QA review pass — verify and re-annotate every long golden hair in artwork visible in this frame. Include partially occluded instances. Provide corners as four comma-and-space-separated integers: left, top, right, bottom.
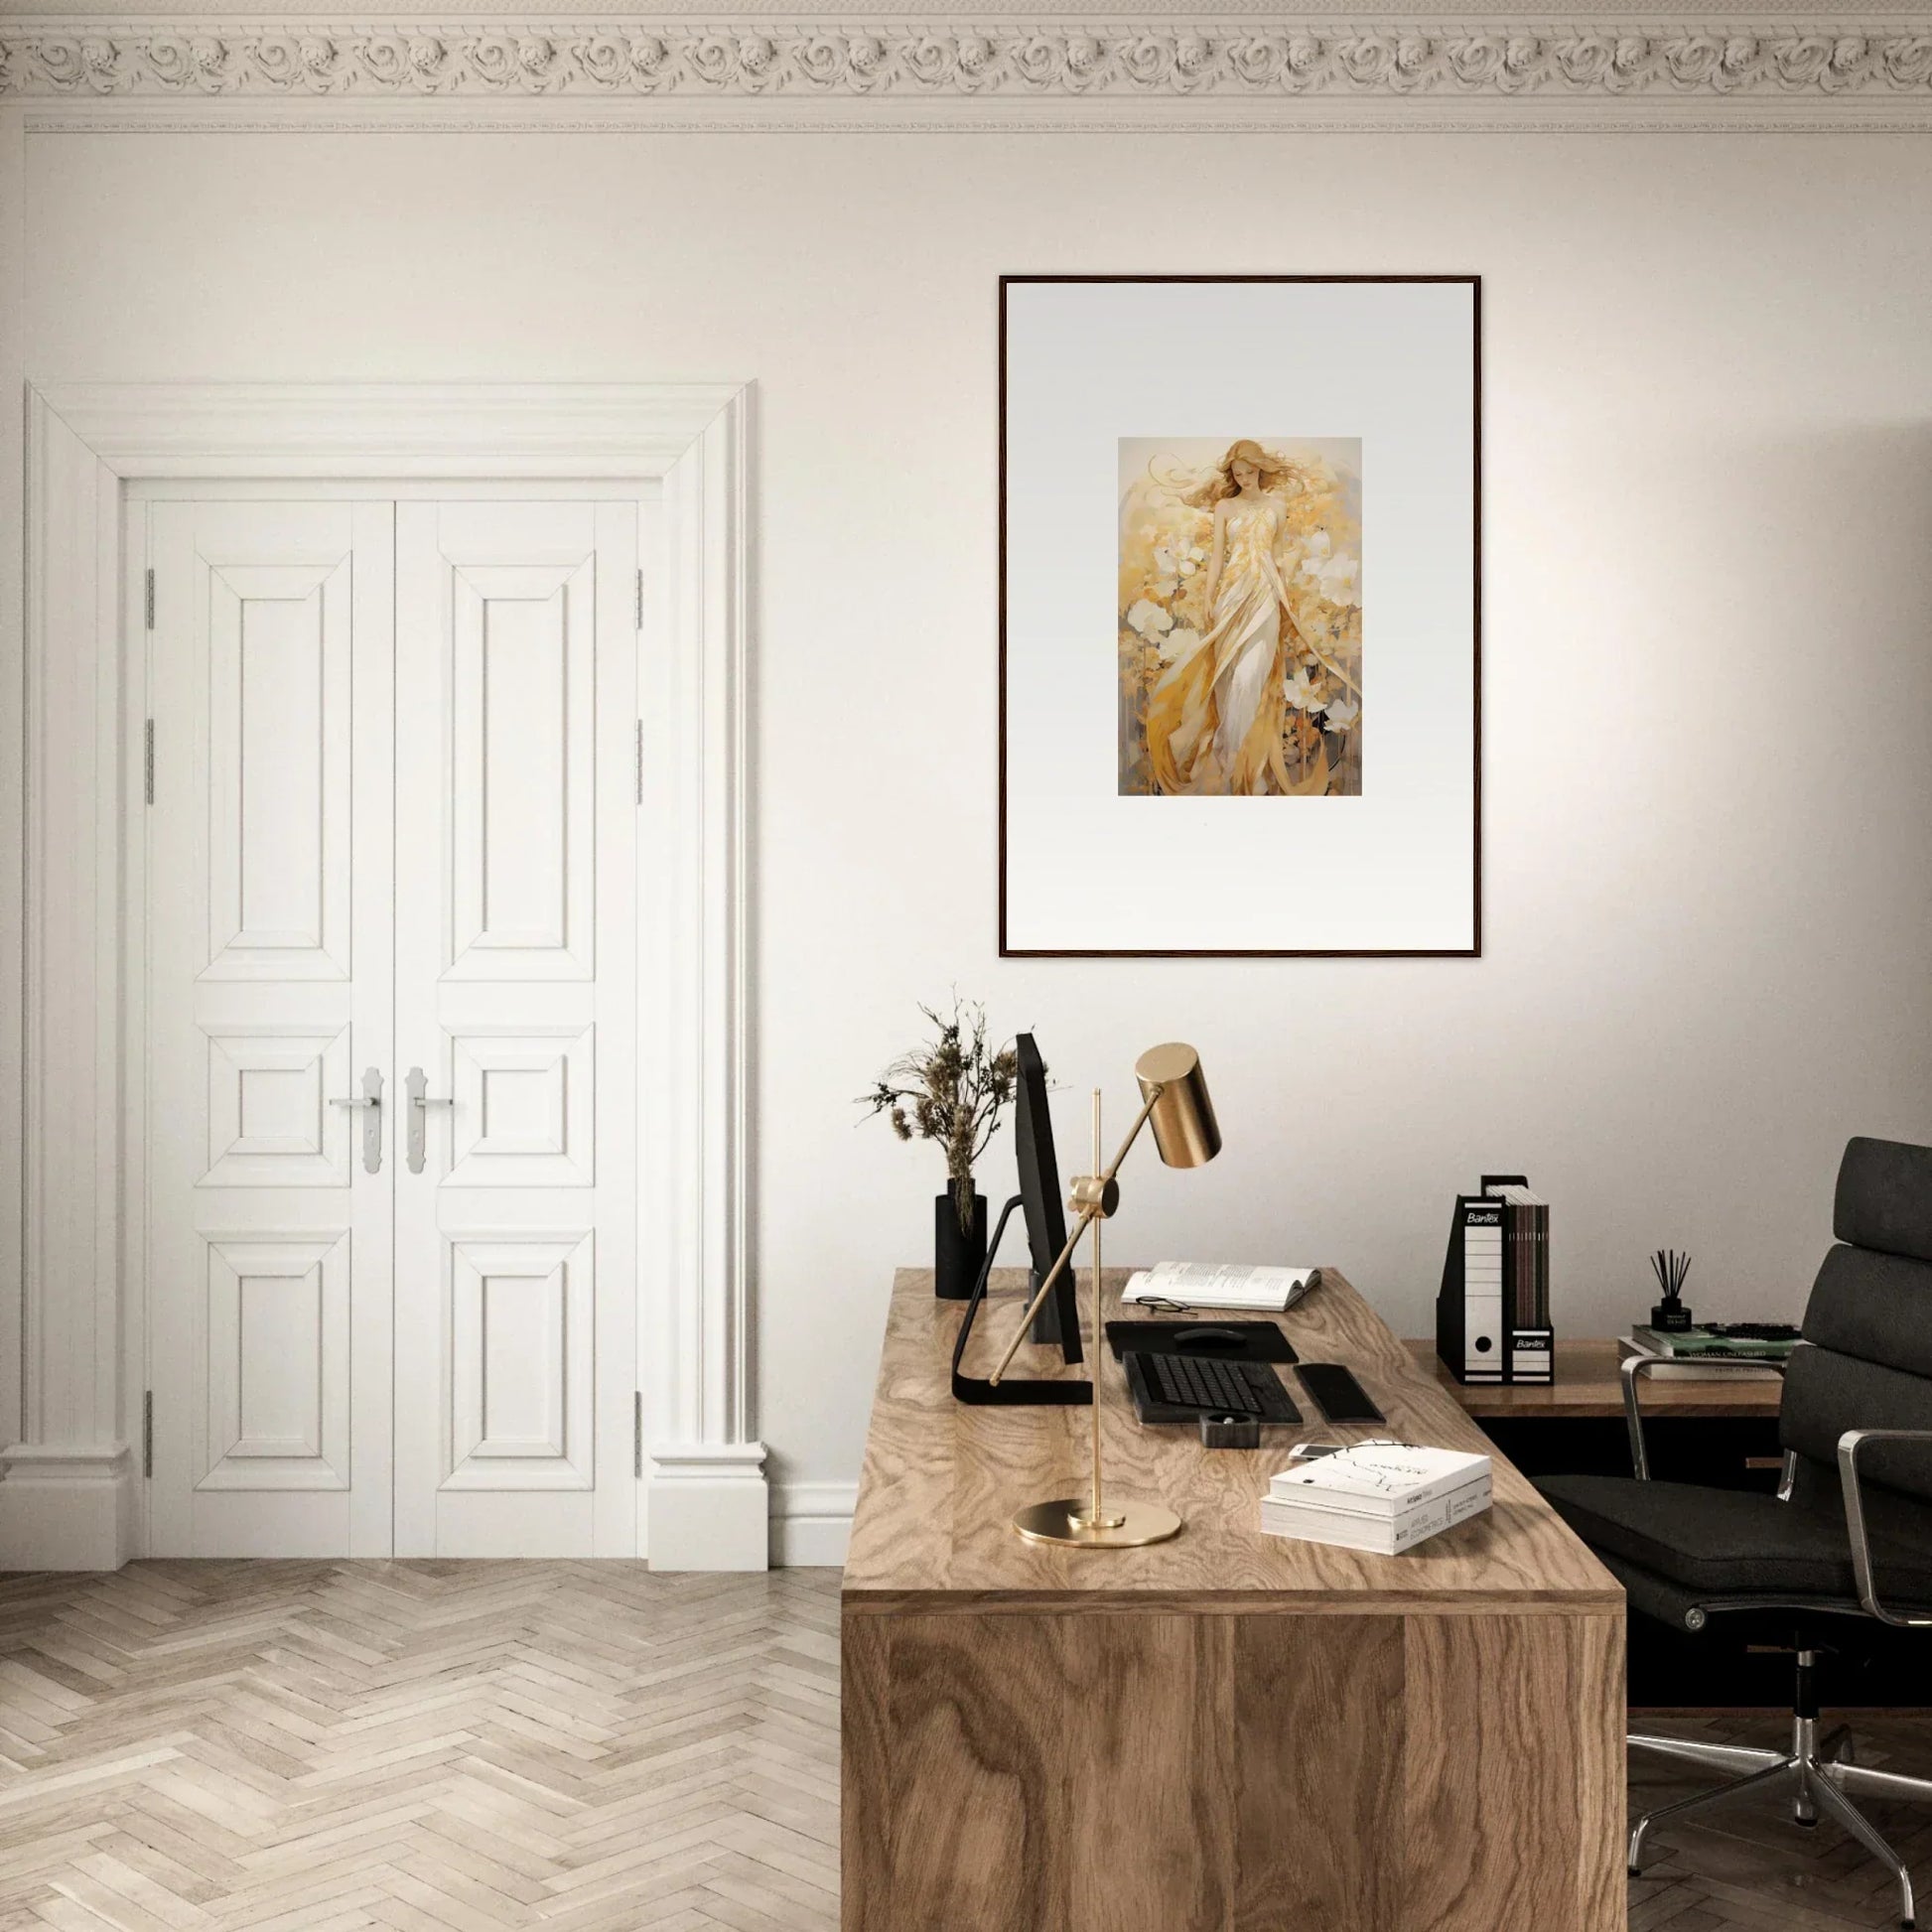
1177, 439, 1305, 508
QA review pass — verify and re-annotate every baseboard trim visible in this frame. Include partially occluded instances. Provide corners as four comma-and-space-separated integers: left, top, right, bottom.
0, 1443, 855, 1573
645, 1442, 769, 1571
0, 1444, 136, 1571
770, 1480, 855, 1569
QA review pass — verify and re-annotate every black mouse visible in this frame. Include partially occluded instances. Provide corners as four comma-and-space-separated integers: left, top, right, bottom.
1173, 1326, 1246, 1351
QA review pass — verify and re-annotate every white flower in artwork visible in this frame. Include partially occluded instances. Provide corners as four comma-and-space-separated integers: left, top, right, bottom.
1153, 543, 1178, 577
1160, 625, 1201, 665
1126, 598, 1173, 639
1299, 530, 1361, 608
1324, 695, 1361, 732
1285, 668, 1327, 714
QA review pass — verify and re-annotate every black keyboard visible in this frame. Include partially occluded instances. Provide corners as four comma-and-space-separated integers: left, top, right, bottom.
1126, 1351, 1302, 1424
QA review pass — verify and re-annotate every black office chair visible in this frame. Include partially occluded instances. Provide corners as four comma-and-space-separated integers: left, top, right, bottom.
1538, 1136, 1932, 1931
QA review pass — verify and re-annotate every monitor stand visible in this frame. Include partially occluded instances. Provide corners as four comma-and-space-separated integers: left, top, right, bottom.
951, 1196, 1092, 1407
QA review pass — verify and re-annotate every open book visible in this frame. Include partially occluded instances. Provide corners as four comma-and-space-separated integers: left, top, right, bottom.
1121, 1262, 1317, 1313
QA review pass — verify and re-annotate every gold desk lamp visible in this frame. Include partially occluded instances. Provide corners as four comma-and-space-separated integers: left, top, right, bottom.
987, 1041, 1221, 1549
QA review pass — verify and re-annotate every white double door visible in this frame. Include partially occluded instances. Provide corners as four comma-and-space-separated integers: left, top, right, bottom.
145, 493, 640, 1557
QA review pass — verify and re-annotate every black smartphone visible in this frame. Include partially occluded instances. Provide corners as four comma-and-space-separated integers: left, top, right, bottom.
1297, 1363, 1385, 1425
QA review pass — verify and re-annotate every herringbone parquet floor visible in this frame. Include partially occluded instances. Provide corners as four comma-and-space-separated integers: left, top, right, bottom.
0, 1563, 840, 1932
4, 1562, 1932, 1930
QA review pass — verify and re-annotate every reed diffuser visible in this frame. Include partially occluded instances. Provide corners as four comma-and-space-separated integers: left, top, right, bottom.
1649, 1248, 1694, 1333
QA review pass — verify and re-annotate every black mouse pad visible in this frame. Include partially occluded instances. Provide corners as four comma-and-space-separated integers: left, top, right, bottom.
1104, 1319, 1297, 1365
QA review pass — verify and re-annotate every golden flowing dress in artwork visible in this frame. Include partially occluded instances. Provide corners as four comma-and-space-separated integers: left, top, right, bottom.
1145, 495, 1311, 797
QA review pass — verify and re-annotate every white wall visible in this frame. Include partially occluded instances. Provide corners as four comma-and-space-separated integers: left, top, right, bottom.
22, 127, 1932, 1536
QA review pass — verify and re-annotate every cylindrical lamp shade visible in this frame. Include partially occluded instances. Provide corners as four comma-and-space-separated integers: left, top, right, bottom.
1134, 1042, 1221, 1169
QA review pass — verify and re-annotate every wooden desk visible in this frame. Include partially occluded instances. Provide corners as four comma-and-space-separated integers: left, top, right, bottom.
1409, 1336, 1784, 1421
843, 1269, 1625, 1932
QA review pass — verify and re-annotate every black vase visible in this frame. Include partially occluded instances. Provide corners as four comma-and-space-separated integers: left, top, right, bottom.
934, 1185, 989, 1301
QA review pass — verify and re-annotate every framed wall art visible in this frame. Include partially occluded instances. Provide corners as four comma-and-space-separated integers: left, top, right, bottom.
999, 274, 1480, 957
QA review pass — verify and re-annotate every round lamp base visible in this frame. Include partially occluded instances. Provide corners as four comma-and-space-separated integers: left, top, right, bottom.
1011, 1496, 1182, 1549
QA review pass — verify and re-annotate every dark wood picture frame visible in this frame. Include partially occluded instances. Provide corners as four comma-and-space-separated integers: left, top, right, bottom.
997, 272, 1482, 959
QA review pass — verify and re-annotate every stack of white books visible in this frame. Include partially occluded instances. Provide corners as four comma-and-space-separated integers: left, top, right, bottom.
1121, 1261, 1316, 1312
1260, 1444, 1492, 1556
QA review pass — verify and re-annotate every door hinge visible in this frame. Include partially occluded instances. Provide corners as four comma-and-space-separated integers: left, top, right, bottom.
142, 1391, 154, 1478
634, 720, 644, 806
633, 1392, 643, 1479
144, 720, 155, 806
144, 568, 155, 630
635, 567, 644, 631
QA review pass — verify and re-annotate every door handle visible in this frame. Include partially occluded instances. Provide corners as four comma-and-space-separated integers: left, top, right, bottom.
330, 1066, 385, 1174
405, 1065, 454, 1175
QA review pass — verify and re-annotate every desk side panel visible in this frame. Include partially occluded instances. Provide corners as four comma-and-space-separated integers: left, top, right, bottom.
840, 1612, 892, 1931
1067, 1613, 1236, 1931
858, 1611, 1069, 1929
1404, 1610, 1626, 1932
1234, 1614, 1406, 1932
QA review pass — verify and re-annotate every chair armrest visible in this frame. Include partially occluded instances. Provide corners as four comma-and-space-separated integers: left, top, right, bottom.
1621, 1350, 1788, 1481
1838, 1429, 1932, 1627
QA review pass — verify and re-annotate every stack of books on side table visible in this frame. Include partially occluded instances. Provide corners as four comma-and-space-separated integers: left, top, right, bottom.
1618, 1322, 1797, 1381
1259, 1444, 1492, 1556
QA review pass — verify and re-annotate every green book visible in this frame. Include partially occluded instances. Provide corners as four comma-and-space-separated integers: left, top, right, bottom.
1631, 1324, 1796, 1360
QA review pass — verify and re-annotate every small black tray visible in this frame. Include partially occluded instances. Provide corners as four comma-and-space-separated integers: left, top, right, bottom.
1104, 1319, 1298, 1365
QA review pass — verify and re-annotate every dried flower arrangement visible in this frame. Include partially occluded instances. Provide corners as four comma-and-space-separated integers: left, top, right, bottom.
861, 998, 1021, 1234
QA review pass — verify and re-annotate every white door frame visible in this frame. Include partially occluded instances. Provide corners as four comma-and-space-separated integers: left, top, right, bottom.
1, 381, 763, 1572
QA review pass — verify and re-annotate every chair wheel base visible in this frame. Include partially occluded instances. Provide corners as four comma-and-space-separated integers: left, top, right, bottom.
1795, 1816, 1818, 1829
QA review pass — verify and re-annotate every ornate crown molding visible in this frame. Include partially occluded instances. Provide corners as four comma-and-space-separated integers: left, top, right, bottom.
4, 16, 1930, 121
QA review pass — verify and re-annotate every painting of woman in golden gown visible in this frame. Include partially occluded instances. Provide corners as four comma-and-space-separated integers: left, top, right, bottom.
1119, 438, 1362, 797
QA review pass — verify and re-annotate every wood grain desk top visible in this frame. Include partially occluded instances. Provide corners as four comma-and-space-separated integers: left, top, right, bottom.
843, 1267, 1621, 1615
1407, 1337, 1785, 1420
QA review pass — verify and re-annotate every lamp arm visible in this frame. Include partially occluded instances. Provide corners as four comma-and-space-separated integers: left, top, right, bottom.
987, 1085, 1164, 1387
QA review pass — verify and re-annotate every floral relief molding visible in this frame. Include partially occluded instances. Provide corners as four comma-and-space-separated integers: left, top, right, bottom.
3, 17, 1932, 118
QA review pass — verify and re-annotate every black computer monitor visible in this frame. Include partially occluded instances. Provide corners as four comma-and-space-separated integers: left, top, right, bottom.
948, 1032, 1090, 1405
1014, 1034, 1082, 1362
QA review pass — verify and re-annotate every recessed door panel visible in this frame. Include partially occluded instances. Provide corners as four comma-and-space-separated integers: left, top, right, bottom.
447, 1026, 595, 1187
446, 1231, 593, 1489
202, 1026, 351, 1187
204, 560, 352, 981
450, 566, 594, 977
201, 1231, 349, 1490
